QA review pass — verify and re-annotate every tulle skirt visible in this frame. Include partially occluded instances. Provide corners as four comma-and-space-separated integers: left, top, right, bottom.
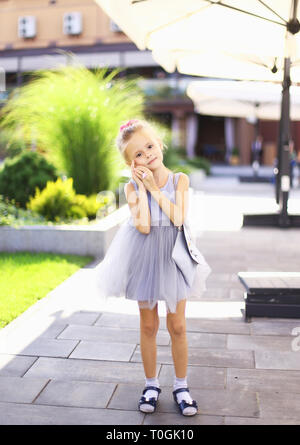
93, 218, 212, 314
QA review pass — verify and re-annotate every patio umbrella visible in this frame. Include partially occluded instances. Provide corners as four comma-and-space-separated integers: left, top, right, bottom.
186, 80, 300, 120
186, 79, 300, 178
97, 0, 300, 80
96, 0, 300, 227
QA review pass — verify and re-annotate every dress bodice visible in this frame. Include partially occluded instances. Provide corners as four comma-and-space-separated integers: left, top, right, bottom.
125, 171, 181, 227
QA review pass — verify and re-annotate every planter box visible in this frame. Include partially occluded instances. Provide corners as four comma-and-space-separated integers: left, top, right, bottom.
0, 205, 130, 260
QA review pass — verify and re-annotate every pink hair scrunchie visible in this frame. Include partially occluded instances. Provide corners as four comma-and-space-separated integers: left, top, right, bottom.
119, 119, 139, 132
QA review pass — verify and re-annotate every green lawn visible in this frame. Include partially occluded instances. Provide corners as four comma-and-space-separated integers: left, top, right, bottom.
0, 251, 94, 329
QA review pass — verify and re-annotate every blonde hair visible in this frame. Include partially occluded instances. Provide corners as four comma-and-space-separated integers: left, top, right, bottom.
115, 118, 167, 162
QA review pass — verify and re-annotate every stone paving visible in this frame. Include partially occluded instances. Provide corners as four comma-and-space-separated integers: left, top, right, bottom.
0, 171, 300, 425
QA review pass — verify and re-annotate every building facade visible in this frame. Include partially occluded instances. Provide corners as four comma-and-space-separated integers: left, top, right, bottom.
0, 0, 297, 165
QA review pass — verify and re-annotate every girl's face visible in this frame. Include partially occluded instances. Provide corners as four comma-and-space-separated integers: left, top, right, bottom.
124, 128, 163, 169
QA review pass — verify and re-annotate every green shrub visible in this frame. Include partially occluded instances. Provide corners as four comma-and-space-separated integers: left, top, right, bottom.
159, 131, 210, 176
163, 145, 182, 168
162, 146, 201, 175
0, 195, 17, 226
27, 177, 109, 222
232, 147, 240, 156
27, 177, 77, 222
73, 193, 111, 220
171, 164, 196, 175
0, 194, 47, 227
0, 150, 58, 207
184, 156, 211, 175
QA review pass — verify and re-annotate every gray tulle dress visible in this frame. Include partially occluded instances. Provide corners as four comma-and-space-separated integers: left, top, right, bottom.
93, 171, 212, 314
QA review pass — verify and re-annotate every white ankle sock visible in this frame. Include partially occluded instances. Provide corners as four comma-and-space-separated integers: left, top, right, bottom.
173, 376, 197, 416
139, 377, 160, 413
144, 377, 160, 400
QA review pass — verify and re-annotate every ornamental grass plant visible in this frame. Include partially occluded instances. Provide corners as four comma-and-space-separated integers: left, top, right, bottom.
0, 56, 145, 196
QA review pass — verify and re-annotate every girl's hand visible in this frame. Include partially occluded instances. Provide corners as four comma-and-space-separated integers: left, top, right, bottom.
133, 165, 157, 191
131, 160, 146, 189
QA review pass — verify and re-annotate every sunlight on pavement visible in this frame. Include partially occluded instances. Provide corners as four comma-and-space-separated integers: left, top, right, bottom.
188, 189, 300, 233
97, 296, 244, 319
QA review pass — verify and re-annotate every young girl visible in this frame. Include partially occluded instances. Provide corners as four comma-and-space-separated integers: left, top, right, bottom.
94, 118, 211, 416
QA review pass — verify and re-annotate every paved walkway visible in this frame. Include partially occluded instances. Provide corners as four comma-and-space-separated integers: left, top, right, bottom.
0, 170, 300, 425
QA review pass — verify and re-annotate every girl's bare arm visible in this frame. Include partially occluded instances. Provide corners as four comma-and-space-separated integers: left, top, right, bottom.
149, 173, 189, 227
125, 182, 151, 234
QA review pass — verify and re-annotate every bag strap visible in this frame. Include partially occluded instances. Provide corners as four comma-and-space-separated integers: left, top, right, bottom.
172, 173, 183, 231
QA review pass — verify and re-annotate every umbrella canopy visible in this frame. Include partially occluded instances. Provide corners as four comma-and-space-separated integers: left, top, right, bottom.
97, 0, 300, 82
186, 80, 300, 120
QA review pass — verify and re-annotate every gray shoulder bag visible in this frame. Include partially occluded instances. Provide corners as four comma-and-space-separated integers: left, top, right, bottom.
171, 173, 203, 287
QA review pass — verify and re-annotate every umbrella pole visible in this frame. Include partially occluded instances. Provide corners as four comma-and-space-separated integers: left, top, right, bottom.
252, 117, 260, 178
243, 53, 300, 227
243, 0, 300, 227
275, 102, 283, 205
278, 57, 291, 227
243, 59, 300, 228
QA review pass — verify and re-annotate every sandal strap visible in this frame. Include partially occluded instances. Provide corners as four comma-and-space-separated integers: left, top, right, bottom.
139, 386, 161, 410
179, 399, 198, 411
173, 387, 190, 396
172, 388, 198, 413
139, 396, 157, 408
142, 386, 161, 395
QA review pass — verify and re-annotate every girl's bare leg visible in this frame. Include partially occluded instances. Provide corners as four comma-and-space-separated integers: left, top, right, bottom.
166, 299, 188, 378
138, 302, 159, 378
166, 299, 198, 415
